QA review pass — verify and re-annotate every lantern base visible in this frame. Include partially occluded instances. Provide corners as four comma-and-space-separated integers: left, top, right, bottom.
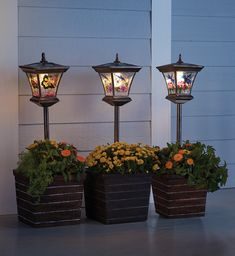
102, 96, 132, 106
30, 96, 59, 107
166, 95, 193, 104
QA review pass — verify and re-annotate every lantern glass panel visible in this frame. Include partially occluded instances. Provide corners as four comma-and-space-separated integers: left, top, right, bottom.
113, 72, 135, 96
27, 73, 40, 97
38, 73, 61, 97
176, 71, 196, 95
163, 72, 176, 94
100, 73, 113, 96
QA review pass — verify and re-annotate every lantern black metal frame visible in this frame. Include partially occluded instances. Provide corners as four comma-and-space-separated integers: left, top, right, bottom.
93, 54, 141, 142
157, 54, 204, 144
20, 52, 69, 140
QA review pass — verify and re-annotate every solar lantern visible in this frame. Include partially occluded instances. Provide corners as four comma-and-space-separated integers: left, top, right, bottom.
157, 54, 204, 144
93, 54, 141, 142
19, 52, 69, 139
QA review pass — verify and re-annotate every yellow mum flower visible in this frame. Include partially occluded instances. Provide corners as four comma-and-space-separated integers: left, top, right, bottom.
102, 152, 107, 157
109, 163, 114, 169
137, 159, 144, 165
100, 157, 106, 163
27, 143, 38, 150
119, 149, 125, 155
50, 140, 58, 147
95, 154, 101, 160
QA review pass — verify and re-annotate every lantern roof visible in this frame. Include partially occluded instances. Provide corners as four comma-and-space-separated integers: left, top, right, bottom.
157, 54, 204, 73
92, 53, 141, 73
19, 52, 69, 73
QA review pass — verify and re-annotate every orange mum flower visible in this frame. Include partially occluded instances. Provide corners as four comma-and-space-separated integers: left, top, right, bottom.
185, 143, 192, 147
173, 153, 183, 162
77, 155, 86, 163
178, 149, 185, 154
187, 158, 194, 166
165, 161, 173, 169
61, 149, 71, 157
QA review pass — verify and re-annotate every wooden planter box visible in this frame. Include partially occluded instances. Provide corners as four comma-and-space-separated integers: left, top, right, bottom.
152, 175, 207, 218
14, 171, 83, 227
84, 172, 151, 224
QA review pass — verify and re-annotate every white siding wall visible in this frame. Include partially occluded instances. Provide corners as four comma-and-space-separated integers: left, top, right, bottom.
18, 0, 152, 154
0, 0, 18, 214
172, 0, 235, 187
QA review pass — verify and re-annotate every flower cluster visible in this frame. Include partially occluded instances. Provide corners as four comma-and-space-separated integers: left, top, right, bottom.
157, 141, 228, 192
86, 142, 160, 174
16, 140, 85, 199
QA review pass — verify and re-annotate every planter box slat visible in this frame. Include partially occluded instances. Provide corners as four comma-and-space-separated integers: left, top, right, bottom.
86, 183, 150, 192
85, 197, 149, 209
17, 198, 82, 212
18, 215, 81, 228
85, 185, 150, 200
18, 207, 81, 223
16, 189, 83, 203
16, 182, 83, 194
155, 195, 206, 207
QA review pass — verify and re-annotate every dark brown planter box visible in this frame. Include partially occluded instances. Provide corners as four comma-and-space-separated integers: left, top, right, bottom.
152, 174, 207, 218
13, 170, 83, 227
84, 172, 151, 224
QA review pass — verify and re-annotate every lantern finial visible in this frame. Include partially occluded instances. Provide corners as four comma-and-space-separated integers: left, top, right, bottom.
177, 54, 183, 64
40, 52, 48, 64
114, 53, 120, 63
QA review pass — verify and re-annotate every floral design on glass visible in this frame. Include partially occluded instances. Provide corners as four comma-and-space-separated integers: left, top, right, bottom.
29, 73, 40, 97
101, 73, 113, 95
113, 72, 133, 96
176, 72, 195, 95
164, 72, 176, 94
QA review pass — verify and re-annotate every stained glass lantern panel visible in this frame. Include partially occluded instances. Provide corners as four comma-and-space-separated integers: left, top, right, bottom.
113, 72, 135, 96
100, 73, 113, 96
163, 72, 176, 95
176, 71, 197, 95
27, 73, 40, 97
38, 73, 61, 97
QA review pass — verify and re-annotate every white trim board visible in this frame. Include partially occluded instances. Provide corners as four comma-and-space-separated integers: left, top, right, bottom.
151, 0, 171, 147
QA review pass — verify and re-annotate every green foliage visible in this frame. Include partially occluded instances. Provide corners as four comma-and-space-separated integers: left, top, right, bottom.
16, 140, 85, 200
156, 141, 228, 192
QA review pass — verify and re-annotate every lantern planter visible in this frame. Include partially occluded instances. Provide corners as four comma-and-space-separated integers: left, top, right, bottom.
14, 140, 85, 227
14, 171, 83, 228
84, 142, 159, 224
152, 141, 228, 219
84, 172, 151, 224
152, 174, 207, 218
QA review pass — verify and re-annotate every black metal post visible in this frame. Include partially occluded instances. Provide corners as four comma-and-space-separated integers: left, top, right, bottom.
114, 105, 120, 142
43, 106, 50, 140
176, 103, 182, 144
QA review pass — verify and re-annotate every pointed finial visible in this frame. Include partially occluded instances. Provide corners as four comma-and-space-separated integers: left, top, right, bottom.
114, 53, 120, 63
40, 52, 48, 64
177, 54, 183, 64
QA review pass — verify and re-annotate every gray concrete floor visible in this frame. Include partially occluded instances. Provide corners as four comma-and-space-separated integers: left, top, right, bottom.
0, 188, 235, 256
